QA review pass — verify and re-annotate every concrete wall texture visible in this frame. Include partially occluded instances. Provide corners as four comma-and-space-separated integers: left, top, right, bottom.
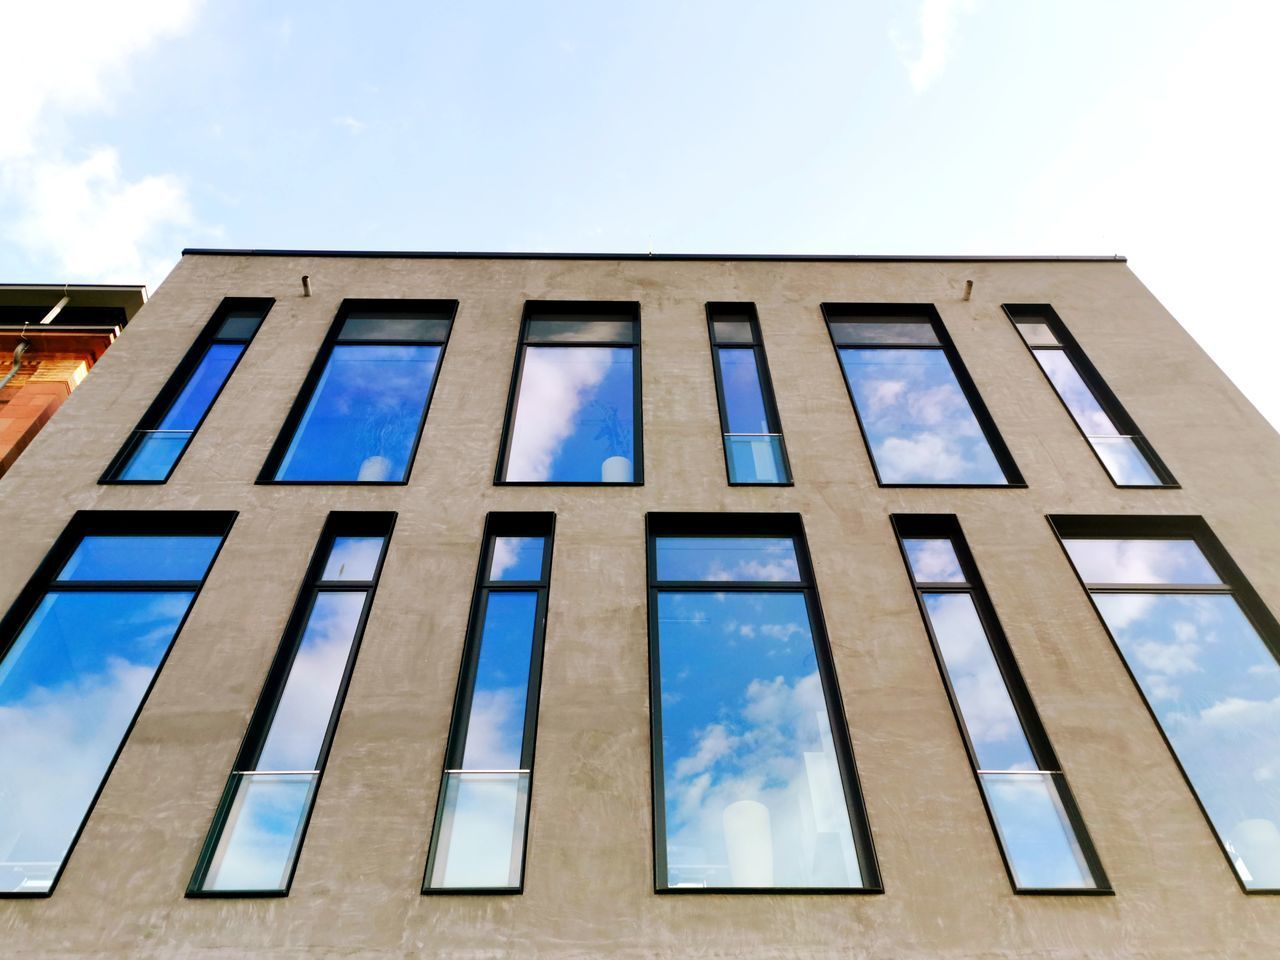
1, 252, 1278, 958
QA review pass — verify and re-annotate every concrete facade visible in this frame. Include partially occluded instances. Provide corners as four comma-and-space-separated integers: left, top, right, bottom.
1, 251, 1278, 958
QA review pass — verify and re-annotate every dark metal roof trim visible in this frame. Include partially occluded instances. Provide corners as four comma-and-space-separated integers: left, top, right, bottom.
182, 248, 1127, 264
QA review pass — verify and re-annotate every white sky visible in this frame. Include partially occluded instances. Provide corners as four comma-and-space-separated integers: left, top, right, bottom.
0, 0, 1277, 429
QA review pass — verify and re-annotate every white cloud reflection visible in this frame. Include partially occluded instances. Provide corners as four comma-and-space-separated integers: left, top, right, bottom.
506, 347, 612, 481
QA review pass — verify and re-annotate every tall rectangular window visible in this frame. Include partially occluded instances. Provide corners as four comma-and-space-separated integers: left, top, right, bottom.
497, 302, 641, 484
1054, 516, 1280, 892
188, 513, 394, 895
0, 511, 233, 895
103, 299, 272, 482
260, 301, 454, 483
824, 305, 1021, 486
424, 513, 554, 892
706, 303, 791, 485
893, 515, 1109, 892
1006, 305, 1175, 487
646, 514, 879, 892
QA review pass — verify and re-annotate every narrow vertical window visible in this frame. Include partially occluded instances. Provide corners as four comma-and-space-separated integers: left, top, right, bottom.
497, 302, 642, 484
424, 513, 554, 892
706, 303, 791, 485
1006, 305, 1175, 487
260, 301, 454, 483
646, 514, 879, 891
1054, 516, 1280, 892
824, 305, 1021, 486
0, 511, 233, 895
893, 515, 1109, 892
189, 513, 393, 895
103, 299, 272, 482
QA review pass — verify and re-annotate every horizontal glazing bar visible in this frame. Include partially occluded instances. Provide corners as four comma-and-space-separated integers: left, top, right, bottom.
233, 770, 321, 776
445, 769, 531, 775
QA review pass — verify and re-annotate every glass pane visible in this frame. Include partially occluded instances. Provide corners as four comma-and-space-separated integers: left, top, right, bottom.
214, 313, 263, 341
838, 348, 1008, 484
655, 537, 801, 582
524, 318, 634, 343
904, 539, 966, 583
1090, 436, 1163, 486
712, 320, 755, 344
201, 772, 316, 892
656, 591, 861, 888
429, 771, 529, 889
275, 343, 441, 482
460, 592, 538, 770
338, 315, 451, 342
1094, 592, 1280, 889
980, 772, 1094, 889
1064, 538, 1220, 586
1032, 349, 1122, 437
1014, 321, 1060, 347
830, 321, 940, 346
58, 535, 222, 582
156, 342, 244, 432
489, 537, 545, 581
254, 591, 366, 772
113, 430, 192, 482
0, 590, 194, 893
725, 435, 787, 484
504, 346, 635, 482
923, 593, 1037, 771
320, 537, 385, 582
717, 348, 771, 434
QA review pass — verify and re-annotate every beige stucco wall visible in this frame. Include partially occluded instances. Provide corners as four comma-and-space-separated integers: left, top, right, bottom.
1, 253, 1278, 958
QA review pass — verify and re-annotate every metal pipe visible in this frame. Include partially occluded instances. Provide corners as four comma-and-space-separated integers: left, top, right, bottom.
302, 275, 312, 297
0, 338, 32, 391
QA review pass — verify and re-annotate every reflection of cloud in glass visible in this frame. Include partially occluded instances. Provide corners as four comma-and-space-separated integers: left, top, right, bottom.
1095, 591, 1280, 889
488, 537, 545, 581
321, 537, 384, 582
460, 592, 537, 771
1033, 350, 1117, 436
431, 772, 528, 888
1064, 538, 1220, 586
657, 592, 861, 888
655, 537, 800, 583
255, 592, 365, 771
981, 772, 1092, 888
0, 591, 191, 893
903, 538, 965, 583
203, 773, 314, 891
839, 348, 1006, 484
507, 347, 634, 482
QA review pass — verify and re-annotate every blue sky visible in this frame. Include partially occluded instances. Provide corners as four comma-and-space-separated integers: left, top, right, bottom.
2, 1, 1278, 426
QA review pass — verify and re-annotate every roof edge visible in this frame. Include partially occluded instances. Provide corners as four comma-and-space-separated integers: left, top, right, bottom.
181, 248, 1127, 264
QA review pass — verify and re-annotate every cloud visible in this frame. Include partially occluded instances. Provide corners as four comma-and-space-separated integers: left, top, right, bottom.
332, 116, 366, 135
0, 0, 205, 286
505, 347, 614, 481
892, 0, 975, 94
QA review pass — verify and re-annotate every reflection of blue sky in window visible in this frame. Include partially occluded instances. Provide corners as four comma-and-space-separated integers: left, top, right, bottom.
320, 537, 384, 582
489, 537, 545, 581
276, 344, 441, 481
254, 591, 366, 772
656, 591, 860, 888
0, 589, 195, 893
460, 592, 537, 771
116, 342, 245, 480
981, 772, 1092, 888
1064, 538, 1221, 586
202, 773, 314, 892
655, 537, 800, 583
903, 538, 965, 583
923, 593, 1036, 771
717, 348, 769, 434
505, 346, 634, 482
838, 348, 1006, 484
59, 535, 222, 581
1094, 591, 1280, 889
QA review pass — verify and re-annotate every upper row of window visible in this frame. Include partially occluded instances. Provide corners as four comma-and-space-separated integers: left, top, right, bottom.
102, 298, 1176, 489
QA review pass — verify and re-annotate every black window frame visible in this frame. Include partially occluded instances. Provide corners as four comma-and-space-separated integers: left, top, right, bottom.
101, 298, 273, 484
187, 511, 396, 898
0, 509, 236, 898
257, 299, 456, 485
705, 302, 792, 486
423, 512, 555, 894
644, 512, 882, 894
495, 300, 644, 486
1049, 513, 1280, 895
1005, 304, 1176, 488
822, 303, 1024, 488
891, 514, 1111, 895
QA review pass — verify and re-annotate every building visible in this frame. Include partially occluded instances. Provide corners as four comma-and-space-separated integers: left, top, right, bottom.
0, 250, 1277, 958
0, 284, 145, 477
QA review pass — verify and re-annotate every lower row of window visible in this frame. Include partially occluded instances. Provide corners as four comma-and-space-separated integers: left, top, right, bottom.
1, 511, 1276, 898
